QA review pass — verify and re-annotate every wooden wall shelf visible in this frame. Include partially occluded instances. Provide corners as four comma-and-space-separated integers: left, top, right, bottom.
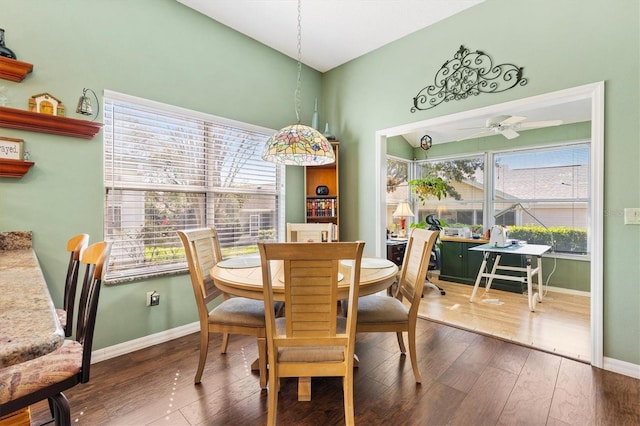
0, 56, 33, 82
0, 158, 34, 178
0, 106, 102, 139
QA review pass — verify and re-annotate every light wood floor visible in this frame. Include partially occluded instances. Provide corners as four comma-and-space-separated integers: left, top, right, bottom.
420, 275, 591, 362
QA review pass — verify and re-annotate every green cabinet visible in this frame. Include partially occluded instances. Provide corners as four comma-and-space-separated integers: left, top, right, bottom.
440, 238, 526, 294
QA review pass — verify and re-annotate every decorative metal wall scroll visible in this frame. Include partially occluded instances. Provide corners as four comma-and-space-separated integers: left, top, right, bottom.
411, 45, 527, 112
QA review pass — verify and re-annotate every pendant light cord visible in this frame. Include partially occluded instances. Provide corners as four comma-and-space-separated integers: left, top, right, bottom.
295, 0, 303, 124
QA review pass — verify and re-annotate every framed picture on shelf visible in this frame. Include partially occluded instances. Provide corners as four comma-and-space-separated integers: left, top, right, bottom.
0, 136, 23, 160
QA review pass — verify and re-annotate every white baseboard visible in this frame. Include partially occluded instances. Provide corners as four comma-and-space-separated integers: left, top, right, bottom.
545, 285, 590, 297
603, 356, 640, 380
91, 322, 199, 364
91, 320, 640, 381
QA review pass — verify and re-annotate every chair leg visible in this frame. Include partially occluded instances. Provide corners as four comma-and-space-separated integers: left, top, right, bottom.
49, 392, 71, 426
395, 331, 406, 354
257, 337, 268, 389
407, 322, 422, 383
220, 332, 230, 354
194, 330, 210, 384
267, 370, 279, 426
343, 375, 355, 426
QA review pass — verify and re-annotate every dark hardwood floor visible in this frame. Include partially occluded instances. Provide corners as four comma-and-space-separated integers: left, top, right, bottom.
30, 319, 639, 425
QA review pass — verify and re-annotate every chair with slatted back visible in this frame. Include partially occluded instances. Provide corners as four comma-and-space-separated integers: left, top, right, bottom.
286, 222, 333, 242
258, 241, 365, 426
356, 228, 438, 383
177, 228, 267, 388
56, 234, 89, 337
0, 241, 112, 426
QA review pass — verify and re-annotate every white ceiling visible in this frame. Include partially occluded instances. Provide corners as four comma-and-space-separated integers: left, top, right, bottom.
176, 0, 485, 72
176, 0, 591, 144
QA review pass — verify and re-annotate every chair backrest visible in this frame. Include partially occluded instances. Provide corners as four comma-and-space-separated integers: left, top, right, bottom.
177, 228, 224, 319
286, 222, 333, 242
258, 241, 364, 365
63, 234, 89, 336
75, 241, 111, 383
398, 228, 439, 309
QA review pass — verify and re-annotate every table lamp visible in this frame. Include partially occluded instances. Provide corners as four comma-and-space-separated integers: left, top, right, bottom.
393, 202, 414, 238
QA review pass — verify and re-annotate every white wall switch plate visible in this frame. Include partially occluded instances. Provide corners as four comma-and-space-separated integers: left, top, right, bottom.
624, 208, 640, 225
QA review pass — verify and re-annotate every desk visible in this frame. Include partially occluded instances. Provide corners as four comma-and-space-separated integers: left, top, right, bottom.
211, 256, 398, 400
386, 240, 407, 266
468, 243, 551, 312
0, 248, 64, 368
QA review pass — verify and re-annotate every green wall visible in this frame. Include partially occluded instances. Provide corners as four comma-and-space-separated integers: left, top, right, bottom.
323, 0, 639, 365
2, 0, 639, 368
1, 0, 322, 349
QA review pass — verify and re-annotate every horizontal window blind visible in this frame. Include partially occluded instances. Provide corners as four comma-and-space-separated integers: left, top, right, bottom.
103, 91, 282, 282
493, 143, 590, 254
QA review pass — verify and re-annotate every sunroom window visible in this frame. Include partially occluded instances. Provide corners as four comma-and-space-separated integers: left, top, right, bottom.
492, 143, 590, 254
414, 155, 485, 232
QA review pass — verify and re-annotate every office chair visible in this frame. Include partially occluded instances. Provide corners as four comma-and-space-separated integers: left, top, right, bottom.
424, 215, 446, 296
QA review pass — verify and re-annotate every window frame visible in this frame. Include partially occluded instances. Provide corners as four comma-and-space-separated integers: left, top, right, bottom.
386, 139, 591, 258
102, 90, 283, 283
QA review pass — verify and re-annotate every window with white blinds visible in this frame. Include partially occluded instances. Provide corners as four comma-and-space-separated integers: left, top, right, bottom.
103, 90, 283, 282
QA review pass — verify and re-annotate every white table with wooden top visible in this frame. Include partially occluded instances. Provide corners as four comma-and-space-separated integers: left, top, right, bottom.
468, 242, 551, 312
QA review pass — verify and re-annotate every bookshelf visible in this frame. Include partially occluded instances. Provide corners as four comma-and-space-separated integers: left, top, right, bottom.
305, 141, 339, 241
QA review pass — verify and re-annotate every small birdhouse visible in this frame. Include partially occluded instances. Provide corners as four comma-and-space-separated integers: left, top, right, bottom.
28, 92, 65, 116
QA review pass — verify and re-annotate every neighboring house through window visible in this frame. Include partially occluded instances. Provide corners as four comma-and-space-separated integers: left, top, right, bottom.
386, 141, 590, 255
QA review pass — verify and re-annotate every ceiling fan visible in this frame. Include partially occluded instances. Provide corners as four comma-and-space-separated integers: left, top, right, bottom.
458, 115, 563, 140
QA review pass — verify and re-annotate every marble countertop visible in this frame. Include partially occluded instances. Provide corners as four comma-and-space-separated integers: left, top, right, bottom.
0, 248, 65, 368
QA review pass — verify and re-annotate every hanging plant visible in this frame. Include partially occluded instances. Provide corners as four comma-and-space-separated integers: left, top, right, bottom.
408, 175, 450, 203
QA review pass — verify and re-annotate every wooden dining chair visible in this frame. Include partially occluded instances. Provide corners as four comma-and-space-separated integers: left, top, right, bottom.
258, 241, 365, 426
356, 228, 438, 384
177, 228, 267, 388
0, 241, 112, 426
286, 222, 333, 242
56, 233, 89, 337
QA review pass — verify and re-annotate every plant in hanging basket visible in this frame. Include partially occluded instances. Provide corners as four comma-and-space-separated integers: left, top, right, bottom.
408, 175, 451, 203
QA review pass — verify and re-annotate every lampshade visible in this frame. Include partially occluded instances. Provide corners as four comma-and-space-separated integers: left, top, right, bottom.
261, 0, 336, 167
393, 202, 414, 218
262, 124, 335, 166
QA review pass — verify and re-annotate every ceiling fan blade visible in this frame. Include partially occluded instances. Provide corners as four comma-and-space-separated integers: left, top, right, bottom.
519, 119, 563, 129
501, 128, 520, 139
500, 115, 527, 125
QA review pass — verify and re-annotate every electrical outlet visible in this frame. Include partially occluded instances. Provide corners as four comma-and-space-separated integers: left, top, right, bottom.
146, 291, 160, 306
624, 208, 640, 225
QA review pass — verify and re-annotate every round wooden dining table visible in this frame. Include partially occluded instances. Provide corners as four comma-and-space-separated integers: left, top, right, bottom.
210, 255, 399, 402
210, 256, 399, 301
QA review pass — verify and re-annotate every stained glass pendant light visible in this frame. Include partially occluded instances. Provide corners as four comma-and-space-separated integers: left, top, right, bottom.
261, 0, 335, 166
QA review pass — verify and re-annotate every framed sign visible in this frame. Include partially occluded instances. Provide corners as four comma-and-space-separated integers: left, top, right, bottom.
0, 136, 24, 160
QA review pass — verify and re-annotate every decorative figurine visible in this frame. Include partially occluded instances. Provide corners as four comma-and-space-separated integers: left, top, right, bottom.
0, 29, 17, 59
